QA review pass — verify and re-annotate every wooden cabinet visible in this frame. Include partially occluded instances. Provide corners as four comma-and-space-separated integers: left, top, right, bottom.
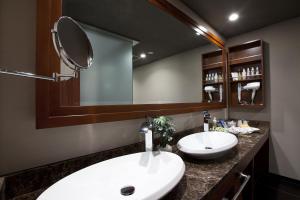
204, 138, 269, 200
228, 40, 265, 108
202, 50, 227, 103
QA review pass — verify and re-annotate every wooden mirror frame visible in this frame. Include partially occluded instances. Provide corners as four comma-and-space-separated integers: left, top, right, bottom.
36, 0, 227, 129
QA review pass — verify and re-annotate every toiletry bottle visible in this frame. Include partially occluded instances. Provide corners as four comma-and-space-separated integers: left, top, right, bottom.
251, 67, 255, 76
215, 73, 218, 82
206, 74, 209, 81
247, 68, 250, 77
242, 68, 246, 80
219, 73, 223, 82
256, 66, 260, 75
238, 70, 242, 80
237, 120, 243, 128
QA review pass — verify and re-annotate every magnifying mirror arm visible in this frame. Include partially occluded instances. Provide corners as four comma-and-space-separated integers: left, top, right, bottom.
0, 67, 55, 81
0, 67, 77, 82
53, 71, 78, 81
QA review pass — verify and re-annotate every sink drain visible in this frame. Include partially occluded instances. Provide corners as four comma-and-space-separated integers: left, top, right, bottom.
205, 146, 213, 149
121, 186, 135, 196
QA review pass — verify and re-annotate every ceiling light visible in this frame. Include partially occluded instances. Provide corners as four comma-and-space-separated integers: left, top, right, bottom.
140, 53, 146, 58
229, 13, 239, 22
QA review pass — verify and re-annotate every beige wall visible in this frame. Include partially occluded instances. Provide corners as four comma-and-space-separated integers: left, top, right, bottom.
133, 45, 217, 104
228, 17, 300, 180
0, 0, 225, 175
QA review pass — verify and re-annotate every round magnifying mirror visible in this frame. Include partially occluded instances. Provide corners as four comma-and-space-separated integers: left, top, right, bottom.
52, 16, 93, 75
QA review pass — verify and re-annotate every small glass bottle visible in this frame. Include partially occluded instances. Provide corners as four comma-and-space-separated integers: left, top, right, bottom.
242, 68, 246, 80
238, 69, 242, 80
219, 73, 223, 82
214, 73, 218, 82
247, 68, 251, 77
256, 66, 260, 75
251, 67, 255, 76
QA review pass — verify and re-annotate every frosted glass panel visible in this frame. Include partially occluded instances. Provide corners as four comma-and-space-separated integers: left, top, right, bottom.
80, 25, 133, 105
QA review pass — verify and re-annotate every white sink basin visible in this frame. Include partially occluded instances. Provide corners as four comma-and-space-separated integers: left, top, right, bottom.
177, 132, 238, 159
37, 151, 185, 200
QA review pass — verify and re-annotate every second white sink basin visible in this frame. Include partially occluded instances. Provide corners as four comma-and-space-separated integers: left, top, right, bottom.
37, 151, 185, 200
177, 132, 238, 159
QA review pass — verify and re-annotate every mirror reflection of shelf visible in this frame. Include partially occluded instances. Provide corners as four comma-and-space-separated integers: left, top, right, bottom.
202, 50, 225, 104
234, 104, 264, 109
203, 62, 223, 70
230, 74, 263, 83
204, 81, 223, 85
229, 54, 262, 65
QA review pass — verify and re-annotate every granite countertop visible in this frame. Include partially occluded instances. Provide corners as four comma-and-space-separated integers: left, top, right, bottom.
163, 121, 270, 200
5, 121, 269, 200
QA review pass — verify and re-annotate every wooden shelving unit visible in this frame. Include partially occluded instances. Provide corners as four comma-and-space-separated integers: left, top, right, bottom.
230, 74, 263, 83
204, 81, 224, 86
202, 50, 226, 103
228, 40, 265, 108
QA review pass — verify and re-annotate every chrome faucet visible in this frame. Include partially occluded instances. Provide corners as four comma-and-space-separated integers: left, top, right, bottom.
203, 111, 211, 132
139, 117, 154, 151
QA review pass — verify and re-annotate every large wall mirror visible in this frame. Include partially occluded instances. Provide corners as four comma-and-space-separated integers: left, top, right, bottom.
36, 0, 226, 128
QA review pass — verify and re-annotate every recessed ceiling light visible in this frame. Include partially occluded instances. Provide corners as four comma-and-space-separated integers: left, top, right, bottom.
229, 13, 239, 22
140, 53, 146, 58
